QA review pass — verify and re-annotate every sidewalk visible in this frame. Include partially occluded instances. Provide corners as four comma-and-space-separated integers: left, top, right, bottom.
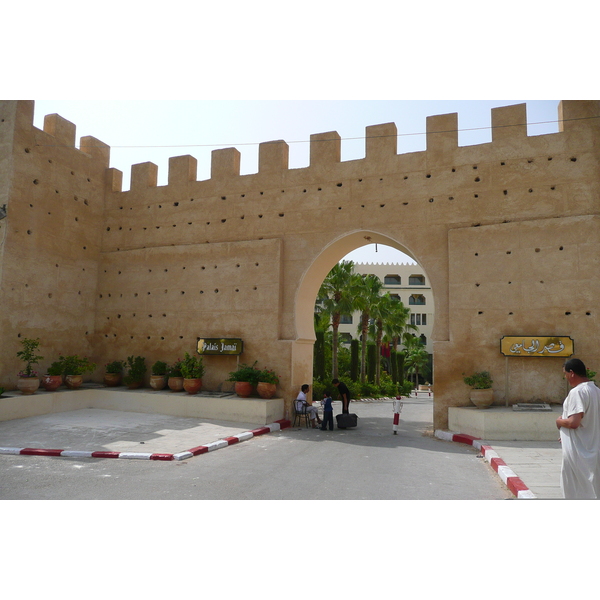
487, 440, 563, 499
436, 430, 563, 499
0, 408, 289, 461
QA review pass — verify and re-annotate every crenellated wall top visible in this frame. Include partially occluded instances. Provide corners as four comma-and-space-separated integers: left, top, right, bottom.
9, 99, 600, 193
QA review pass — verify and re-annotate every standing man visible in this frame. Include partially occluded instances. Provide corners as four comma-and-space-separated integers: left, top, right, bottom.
332, 378, 350, 414
556, 358, 600, 499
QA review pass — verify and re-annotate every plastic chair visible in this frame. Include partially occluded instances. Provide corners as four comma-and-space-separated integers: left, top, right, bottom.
292, 401, 311, 428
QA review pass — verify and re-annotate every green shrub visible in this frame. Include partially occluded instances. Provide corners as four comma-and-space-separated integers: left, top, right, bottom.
124, 355, 147, 385
180, 353, 204, 379
398, 381, 413, 397
228, 361, 261, 385
105, 360, 124, 374
167, 360, 183, 378
312, 379, 327, 402
151, 360, 168, 376
16, 337, 43, 378
463, 371, 493, 389
61, 355, 96, 376
258, 368, 279, 384
46, 361, 64, 376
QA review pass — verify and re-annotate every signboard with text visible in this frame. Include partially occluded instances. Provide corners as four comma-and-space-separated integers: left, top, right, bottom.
197, 338, 243, 356
500, 336, 574, 358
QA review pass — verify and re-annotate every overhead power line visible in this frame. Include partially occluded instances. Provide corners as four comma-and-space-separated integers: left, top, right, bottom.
34, 114, 600, 150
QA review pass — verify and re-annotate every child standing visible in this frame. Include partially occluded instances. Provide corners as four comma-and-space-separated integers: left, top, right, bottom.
320, 390, 334, 431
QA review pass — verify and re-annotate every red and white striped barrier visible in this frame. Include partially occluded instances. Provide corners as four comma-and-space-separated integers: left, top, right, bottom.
392, 398, 404, 434
0, 419, 291, 462
434, 430, 536, 499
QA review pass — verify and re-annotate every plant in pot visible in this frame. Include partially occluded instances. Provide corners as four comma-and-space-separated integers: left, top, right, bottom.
61, 355, 97, 389
123, 355, 147, 389
167, 359, 184, 392
257, 368, 279, 399
104, 360, 124, 387
42, 360, 64, 392
180, 352, 205, 395
150, 360, 168, 391
463, 371, 494, 409
228, 361, 261, 398
16, 337, 43, 395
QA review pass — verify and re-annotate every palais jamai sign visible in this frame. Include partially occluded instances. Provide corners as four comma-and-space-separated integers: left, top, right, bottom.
500, 336, 574, 358
197, 338, 243, 356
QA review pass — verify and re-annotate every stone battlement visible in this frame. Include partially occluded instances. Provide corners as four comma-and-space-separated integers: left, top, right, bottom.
10, 100, 600, 194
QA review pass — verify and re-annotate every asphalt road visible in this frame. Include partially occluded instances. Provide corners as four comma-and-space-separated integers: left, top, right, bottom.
0, 396, 511, 500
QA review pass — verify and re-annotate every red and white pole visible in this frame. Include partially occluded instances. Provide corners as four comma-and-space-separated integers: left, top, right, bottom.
393, 397, 403, 435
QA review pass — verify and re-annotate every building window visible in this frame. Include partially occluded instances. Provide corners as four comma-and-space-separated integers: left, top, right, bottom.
384, 274, 401, 285
411, 313, 427, 326
409, 274, 425, 285
409, 294, 426, 306
340, 333, 353, 344
340, 314, 353, 324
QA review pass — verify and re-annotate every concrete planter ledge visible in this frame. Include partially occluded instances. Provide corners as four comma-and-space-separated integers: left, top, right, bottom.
0, 385, 285, 426
448, 405, 562, 441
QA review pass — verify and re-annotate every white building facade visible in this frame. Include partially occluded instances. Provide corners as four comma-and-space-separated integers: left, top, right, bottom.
337, 262, 434, 354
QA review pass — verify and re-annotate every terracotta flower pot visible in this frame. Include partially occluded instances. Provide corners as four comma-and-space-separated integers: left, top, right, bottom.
168, 376, 184, 392
150, 375, 167, 390
183, 378, 202, 395
65, 374, 83, 389
17, 377, 40, 395
470, 388, 494, 409
42, 375, 62, 392
103, 372, 122, 387
257, 382, 276, 399
234, 381, 254, 398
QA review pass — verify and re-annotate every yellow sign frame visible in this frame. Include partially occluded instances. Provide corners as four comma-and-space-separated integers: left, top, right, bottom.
197, 338, 243, 356
500, 336, 573, 357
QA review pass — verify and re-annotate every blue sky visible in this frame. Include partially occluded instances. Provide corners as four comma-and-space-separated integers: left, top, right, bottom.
31, 99, 561, 263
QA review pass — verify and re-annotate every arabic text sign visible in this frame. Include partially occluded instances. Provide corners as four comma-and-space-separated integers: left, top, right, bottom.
500, 336, 574, 358
197, 338, 243, 356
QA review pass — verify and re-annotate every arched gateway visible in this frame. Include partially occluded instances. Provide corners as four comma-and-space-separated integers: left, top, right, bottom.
1, 100, 599, 429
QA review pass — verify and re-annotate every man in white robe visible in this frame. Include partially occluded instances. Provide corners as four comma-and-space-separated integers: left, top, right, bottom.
556, 358, 600, 499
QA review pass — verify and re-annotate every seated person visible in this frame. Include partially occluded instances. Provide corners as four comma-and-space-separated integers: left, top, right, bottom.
296, 384, 321, 428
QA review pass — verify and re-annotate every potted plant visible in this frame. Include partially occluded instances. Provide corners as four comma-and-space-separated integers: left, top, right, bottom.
123, 355, 147, 389
167, 359, 184, 392
42, 360, 64, 392
463, 371, 494, 408
257, 368, 279, 399
61, 355, 97, 389
16, 337, 43, 395
150, 360, 168, 390
180, 352, 205, 395
228, 361, 261, 397
104, 360, 124, 387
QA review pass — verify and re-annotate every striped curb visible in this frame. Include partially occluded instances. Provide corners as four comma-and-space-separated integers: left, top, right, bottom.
0, 419, 291, 462
434, 430, 536, 499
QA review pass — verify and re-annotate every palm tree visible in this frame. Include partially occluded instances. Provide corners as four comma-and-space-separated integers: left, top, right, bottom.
384, 297, 416, 353
404, 338, 430, 387
353, 274, 383, 383
317, 261, 362, 379
368, 292, 397, 386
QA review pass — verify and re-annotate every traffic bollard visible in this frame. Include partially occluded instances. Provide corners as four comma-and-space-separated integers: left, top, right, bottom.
393, 397, 403, 435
